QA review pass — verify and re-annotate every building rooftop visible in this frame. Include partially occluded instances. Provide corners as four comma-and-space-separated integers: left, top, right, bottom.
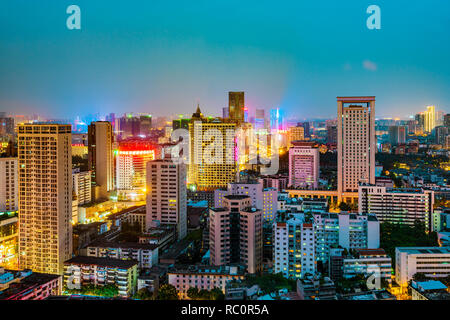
412, 280, 448, 292
87, 240, 158, 251
224, 195, 251, 200
168, 264, 245, 276
64, 256, 138, 269
396, 247, 450, 255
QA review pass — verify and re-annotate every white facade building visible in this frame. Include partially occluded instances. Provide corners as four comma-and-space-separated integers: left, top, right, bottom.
359, 184, 434, 231
146, 159, 187, 240
314, 212, 379, 262
395, 247, 450, 287
273, 213, 315, 279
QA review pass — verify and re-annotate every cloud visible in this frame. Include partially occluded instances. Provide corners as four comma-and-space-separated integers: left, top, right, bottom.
343, 63, 352, 71
363, 60, 377, 71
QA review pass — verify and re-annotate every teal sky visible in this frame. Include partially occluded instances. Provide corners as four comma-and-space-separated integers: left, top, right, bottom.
0, 0, 449, 119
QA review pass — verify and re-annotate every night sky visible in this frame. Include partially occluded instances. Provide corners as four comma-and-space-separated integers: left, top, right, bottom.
0, 0, 449, 119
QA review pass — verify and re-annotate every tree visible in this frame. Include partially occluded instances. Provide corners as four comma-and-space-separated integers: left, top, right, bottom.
210, 288, 225, 300
412, 273, 428, 282
338, 202, 351, 212
133, 288, 153, 300
156, 284, 179, 300
187, 287, 199, 300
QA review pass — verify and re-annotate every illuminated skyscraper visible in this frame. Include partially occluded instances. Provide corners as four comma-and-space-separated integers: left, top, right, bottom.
188, 105, 237, 191
228, 91, 245, 123
88, 121, 114, 201
287, 126, 305, 147
116, 139, 155, 201
270, 108, 286, 133
18, 124, 72, 275
424, 105, 436, 133
337, 97, 376, 197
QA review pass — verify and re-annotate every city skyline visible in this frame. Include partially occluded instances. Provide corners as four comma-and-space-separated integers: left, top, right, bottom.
1, 1, 449, 119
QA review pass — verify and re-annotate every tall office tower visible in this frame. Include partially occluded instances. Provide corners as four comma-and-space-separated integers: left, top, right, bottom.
337, 97, 376, 197
313, 212, 380, 262
270, 108, 286, 133
146, 159, 187, 240
209, 195, 262, 274
444, 114, 450, 129
172, 118, 190, 131
88, 121, 114, 201
118, 114, 141, 138
405, 119, 419, 134
0, 157, 18, 211
18, 124, 72, 275
139, 114, 152, 136
424, 105, 436, 133
298, 122, 310, 138
214, 181, 278, 221
287, 126, 305, 147
273, 213, 315, 279
415, 113, 425, 129
188, 105, 237, 191
327, 125, 338, 144
435, 126, 449, 145
254, 109, 265, 131
228, 91, 245, 123
116, 139, 155, 201
288, 141, 319, 189
436, 110, 444, 127
358, 184, 434, 232
388, 125, 407, 145
222, 107, 229, 119
72, 169, 92, 205
0, 115, 14, 137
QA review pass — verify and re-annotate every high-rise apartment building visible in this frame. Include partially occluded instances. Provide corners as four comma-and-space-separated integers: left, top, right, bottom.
209, 195, 263, 274
313, 212, 379, 262
0, 115, 14, 137
337, 97, 376, 197
287, 126, 305, 148
358, 184, 434, 231
435, 126, 448, 146
388, 125, 407, 145
214, 181, 277, 221
188, 106, 237, 191
88, 121, 114, 201
228, 91, 245, 123
18, 124, 72, 275
146, 159, 187, 240
72, 169, 92, 205
288, 141, 319, 189
0, 157, 18, 212
424, 105, 436, 133
273, 213, 315, 279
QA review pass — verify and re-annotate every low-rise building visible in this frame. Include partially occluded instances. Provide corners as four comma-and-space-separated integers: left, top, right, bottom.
410, 280, 450, 300
168, 265, 245, 299
395, 247, 450, 287
63, 256, 138, 297
0, 268, 61, 300
296, 276, 337, 300
84, 241, 159, 270
342, 248, 392, 280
